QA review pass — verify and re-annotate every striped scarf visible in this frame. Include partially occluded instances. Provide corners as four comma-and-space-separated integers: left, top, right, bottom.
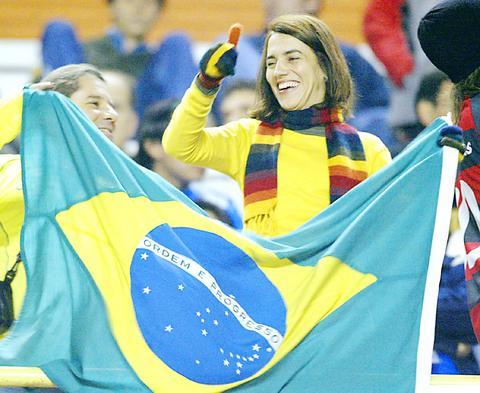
244, 107, 367, 220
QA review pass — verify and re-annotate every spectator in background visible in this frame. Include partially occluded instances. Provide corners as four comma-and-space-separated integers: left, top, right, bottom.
221, 0, 391, 146
102, 70, 139, 156
364, 0, 438, 132
41, 0, 197, 117
415, 71, 453, 127
220, 80, 257, 124
393, 71, 453, 155
135, 100, 243, 229
135, 99, 204, 193
196, 200, 234, 227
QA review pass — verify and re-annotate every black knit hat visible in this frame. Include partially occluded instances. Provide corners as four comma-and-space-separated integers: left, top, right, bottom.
418, 0, 480, 83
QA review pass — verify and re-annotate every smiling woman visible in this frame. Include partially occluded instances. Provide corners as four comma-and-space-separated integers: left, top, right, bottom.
255, 15, 353, 119
265, 33, 328, 112
163, 14, 392, 237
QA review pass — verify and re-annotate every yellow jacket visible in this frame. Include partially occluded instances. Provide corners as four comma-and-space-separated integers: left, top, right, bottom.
0, 95, 25, 326
164, 82, 392, 237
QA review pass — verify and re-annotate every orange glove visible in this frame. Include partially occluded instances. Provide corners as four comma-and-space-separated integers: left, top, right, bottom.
197, 24, 243, 92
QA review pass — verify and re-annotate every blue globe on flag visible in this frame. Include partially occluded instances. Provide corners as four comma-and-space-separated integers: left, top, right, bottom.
130, 225, 287, 384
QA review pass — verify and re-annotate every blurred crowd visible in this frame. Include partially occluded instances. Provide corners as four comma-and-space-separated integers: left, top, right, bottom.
1, 0, 479, 376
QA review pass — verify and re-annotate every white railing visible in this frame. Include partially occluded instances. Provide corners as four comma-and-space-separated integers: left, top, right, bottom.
0, 367, 479, 391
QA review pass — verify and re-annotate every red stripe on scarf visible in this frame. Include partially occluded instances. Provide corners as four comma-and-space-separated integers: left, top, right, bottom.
244, 176, 277, 195
256, 122, 283, 135
329, 175, 363, 191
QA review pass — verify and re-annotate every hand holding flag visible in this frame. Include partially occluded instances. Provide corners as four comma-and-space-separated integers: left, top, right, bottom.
438, 125, 466, 154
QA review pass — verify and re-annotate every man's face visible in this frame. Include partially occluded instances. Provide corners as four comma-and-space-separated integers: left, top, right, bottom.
416, 80, 454, 127
143, 139, 205, 188
110, 0, 162, 39
69, 74, 118, 140
220, 88, 256, 123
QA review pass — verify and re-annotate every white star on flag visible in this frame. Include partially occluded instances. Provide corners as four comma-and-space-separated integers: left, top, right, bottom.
178, 284, 185, 291
223, 359, 230, 367
142, 287, 151, 294
236, 362, 243, 368
253, 354, 259, 359
140, 252, 149, 260
201, 329, 208, 336
213, 320, 219, 326
195, 360, 200, 365
196, 311, 201, 317
164, 325, 173, 332
236, 369, 241, 375
252, 344, 261, 352
206, 307, 211, 313
266, 348, 272, 352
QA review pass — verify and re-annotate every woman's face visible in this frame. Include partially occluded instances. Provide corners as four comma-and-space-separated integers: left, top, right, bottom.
265, 33, 327, 111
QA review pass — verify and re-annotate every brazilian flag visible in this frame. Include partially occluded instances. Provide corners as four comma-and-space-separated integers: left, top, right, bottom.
0, 90, 457, 392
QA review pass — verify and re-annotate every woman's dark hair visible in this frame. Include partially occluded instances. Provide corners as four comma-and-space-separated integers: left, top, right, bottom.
250, 14, 354, 121
135, 99, 179, 169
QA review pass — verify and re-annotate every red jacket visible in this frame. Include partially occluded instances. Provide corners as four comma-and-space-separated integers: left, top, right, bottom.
456, 94, 480, 342
363, 0, 414, 87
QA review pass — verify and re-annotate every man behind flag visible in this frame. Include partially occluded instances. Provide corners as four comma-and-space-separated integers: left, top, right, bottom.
0, 80, 459, 392
0, 63, 118, 337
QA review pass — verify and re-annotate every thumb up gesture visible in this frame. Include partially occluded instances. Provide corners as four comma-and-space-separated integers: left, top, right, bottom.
197, 23, 243, 92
